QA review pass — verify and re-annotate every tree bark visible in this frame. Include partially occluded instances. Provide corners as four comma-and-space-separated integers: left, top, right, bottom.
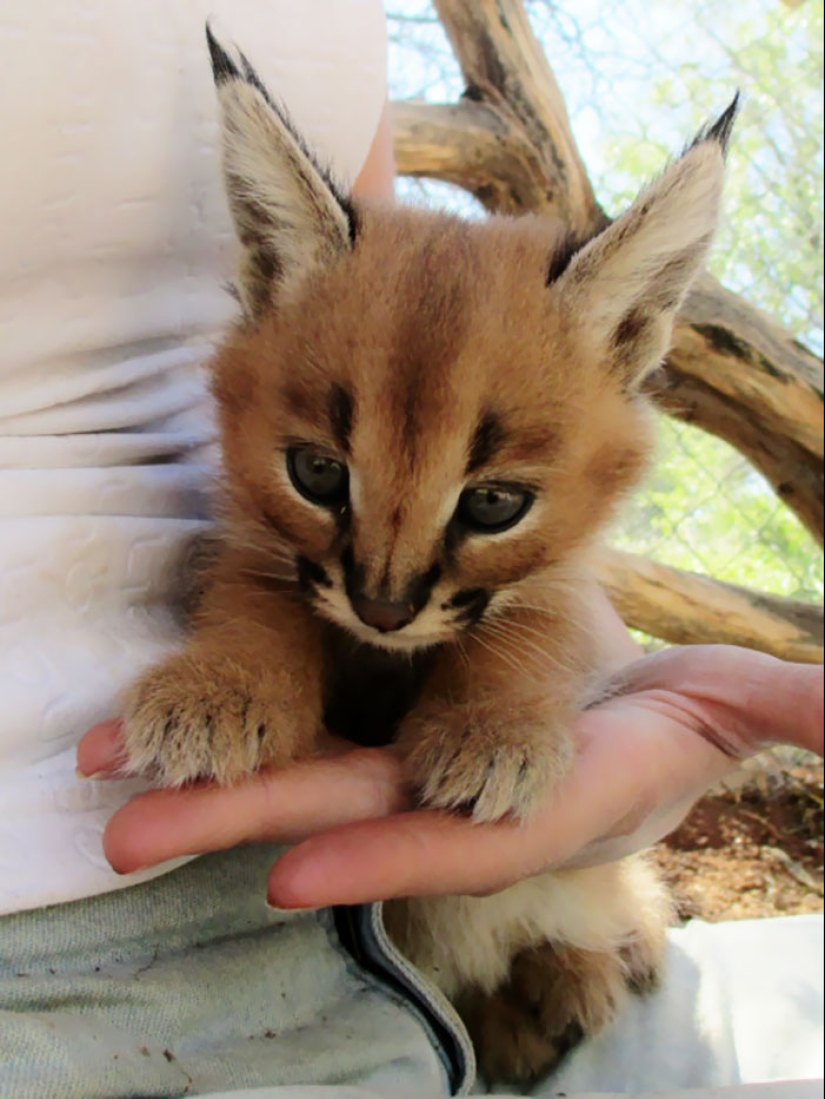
391, 99, 551, 214
663, 276, 824, 540
389, 0, 823, 661
431, 0, 605, 233
392, 0, 824, 544
596, 549, 824, 664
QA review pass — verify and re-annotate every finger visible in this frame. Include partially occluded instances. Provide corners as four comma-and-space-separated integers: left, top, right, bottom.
267, 699, 741, 908
76, 721, 127, 777
76, 721, 354, 779
102, 747, 410, 874
266, 714, 634, 907
267, 809, 533, 908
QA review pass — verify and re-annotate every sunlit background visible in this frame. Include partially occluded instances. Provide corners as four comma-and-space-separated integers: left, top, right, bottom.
385, 0, 824, 603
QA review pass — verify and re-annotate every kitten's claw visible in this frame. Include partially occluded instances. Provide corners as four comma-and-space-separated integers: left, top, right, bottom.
398, 703, 573, 823
421, 743, 547, 822
120, 652, 315, 786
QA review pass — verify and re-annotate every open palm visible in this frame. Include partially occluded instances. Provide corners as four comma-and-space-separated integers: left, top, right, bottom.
77, 645, 822, 908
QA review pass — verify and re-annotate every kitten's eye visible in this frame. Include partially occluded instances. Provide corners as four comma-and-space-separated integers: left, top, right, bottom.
287, 447, 349, 506
457, 486, 533, 533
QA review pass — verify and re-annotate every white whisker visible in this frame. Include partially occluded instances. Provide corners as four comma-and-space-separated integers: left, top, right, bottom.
471, 626, 535, 678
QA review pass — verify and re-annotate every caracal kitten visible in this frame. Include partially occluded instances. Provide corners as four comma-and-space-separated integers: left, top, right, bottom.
121, 27, 736, 1083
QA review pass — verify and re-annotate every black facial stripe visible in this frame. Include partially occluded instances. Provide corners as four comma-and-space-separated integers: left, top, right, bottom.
328, 384, 354, 454
443, 516, 467, 564
332, 503, 351, 544
340, 546, 366, 602
404, 562, 443, 615
423, 562, 442, 586
450, 588, 490, 626
449, 587, 488, 609
467, 412, 506, 474
546, 227, 601, 286
297, 556, 332, 591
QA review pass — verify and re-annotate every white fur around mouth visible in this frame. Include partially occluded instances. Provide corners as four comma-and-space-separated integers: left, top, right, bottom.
311, 590, 453, 653
344, 623, 443, 653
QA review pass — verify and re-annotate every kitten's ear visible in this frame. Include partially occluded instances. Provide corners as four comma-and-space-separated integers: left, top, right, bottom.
206, 25, 357, 319
554, 97, 739, 388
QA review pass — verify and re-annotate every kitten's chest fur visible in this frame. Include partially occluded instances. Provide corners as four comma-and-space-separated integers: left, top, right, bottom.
321, 625, 436, 747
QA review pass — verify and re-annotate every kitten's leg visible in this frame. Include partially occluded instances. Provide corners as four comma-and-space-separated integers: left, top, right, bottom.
396, 595, 592, 822
456, 940, 626, 1082
385, 858, 670, 1084
121, 552, 325, 786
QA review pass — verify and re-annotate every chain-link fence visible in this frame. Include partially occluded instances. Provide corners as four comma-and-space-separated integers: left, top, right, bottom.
386, 0, 825, 606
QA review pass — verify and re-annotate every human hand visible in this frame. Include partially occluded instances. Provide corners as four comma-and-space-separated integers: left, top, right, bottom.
77, 645, 822, 907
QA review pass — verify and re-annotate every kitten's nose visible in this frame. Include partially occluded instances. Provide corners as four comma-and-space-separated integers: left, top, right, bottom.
350, 593, 413, 633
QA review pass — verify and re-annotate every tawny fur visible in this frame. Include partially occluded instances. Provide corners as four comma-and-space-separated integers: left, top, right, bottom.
455, 935, 657, 1083
121, 30, 734, 1085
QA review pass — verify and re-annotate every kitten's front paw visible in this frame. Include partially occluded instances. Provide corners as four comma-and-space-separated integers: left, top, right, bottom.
397, 700, 573, 823
121, 651, 318, 786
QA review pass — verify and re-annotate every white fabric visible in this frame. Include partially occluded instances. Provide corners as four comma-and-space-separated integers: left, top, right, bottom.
528, 917, 824, 1095
0, 0, 387, 915
195, 917, 825, 1098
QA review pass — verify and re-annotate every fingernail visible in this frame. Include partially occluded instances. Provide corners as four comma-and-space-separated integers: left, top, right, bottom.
112, 864, 145, 877
267, 896, 303, 911
266, 891, 314, 912
75, 767, 108, 780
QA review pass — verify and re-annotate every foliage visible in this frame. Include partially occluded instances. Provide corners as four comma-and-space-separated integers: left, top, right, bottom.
385, 0, 824, 602
614, 418, 823, 601
581, 0, 824, 353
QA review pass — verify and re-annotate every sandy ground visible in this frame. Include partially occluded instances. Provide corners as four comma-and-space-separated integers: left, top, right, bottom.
653, 756, 824, 922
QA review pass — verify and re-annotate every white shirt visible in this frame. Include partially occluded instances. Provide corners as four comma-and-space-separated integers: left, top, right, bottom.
0, 0, 387, 915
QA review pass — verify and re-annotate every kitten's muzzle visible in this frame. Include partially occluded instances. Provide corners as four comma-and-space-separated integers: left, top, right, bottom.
349, 593, 415, 633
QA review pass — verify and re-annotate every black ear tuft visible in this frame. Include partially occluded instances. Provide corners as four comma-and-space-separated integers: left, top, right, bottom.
689, 93, 741, 159
205, 21, 358, 249
546, 228, 600, 287
205, 22, 361, 318
205, 23, 274, 108
205, 23, 240, 86
237, 49, 278, 109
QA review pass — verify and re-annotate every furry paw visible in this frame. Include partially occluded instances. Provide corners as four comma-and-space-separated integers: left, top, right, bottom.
397, 700, 572, 822
621, 921, 667, 995
121, 651, 318, 786
456, 939, 651, 1084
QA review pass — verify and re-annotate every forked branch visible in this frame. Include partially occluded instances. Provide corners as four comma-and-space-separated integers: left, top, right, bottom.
392, 0, 823, 542
596, 549, 823, 664
391, 0, 823, 658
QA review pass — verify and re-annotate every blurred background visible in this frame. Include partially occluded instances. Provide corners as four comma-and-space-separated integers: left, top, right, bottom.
385, 0, 824, 608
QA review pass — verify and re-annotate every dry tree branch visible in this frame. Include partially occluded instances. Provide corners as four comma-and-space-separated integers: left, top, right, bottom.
392, 99, 551, 214
394, 1, 823, 539
390, 0, 824, 658
431, 0, 604, 232
596, 549, 823, 664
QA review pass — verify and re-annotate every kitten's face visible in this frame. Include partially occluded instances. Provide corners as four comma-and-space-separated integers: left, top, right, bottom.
206, 33, 728, 652
206, 30, 728, 651
214, 208, 653, 652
